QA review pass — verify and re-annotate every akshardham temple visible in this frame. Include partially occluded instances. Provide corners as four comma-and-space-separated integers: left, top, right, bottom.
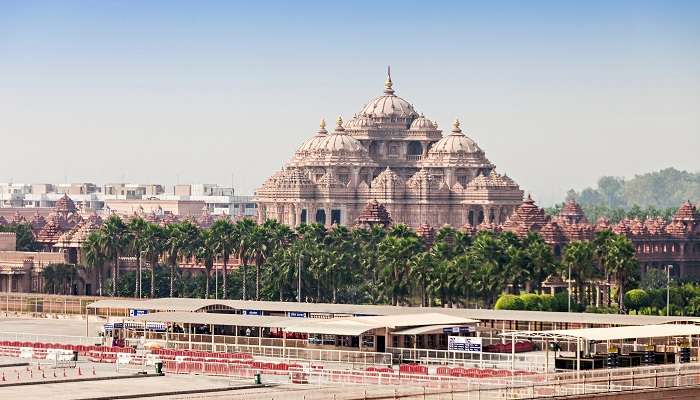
255, 69, 524, 229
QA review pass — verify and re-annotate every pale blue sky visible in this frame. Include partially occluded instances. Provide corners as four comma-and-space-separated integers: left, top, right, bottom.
1, 1, 698, 205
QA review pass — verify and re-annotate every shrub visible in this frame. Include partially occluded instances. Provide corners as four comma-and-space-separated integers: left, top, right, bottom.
494, 294, 525, 310
624, 289, 650, 311
539, 294, 553, 312
519, 293, 542, 311
551, 292, 569, 312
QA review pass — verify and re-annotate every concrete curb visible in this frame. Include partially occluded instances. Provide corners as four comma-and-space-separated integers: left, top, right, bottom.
75, 383, 274, 400
0, 362, 30, 368
0, 371, 164, 388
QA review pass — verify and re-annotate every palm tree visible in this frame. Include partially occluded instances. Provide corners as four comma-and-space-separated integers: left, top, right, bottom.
142, 223, 166, 298
378, 235, 421, 306
247, 223, 271, 300
99, 215, 128, 296
522, 232, 555, 294
593, 230, 616, 306
605, 234, 638, 313
165, 221, 202, 297
561, 240, 597, 307
127, 217, 148, 298
233, 218, 256, 300
196, 229, 216, 299
210, 219, 236, 299
83, 232, 106, 296
409, 252, 432, 307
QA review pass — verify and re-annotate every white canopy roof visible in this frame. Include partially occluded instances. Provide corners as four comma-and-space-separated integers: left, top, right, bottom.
500, 324, 700, 341
284, 313, 478, 336
128, 311, 293, 328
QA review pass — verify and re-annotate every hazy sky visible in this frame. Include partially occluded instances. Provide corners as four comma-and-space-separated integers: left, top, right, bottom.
1, 1, 698, 205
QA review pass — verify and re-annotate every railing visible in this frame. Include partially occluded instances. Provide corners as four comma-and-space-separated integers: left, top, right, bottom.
406, 155, 423, 161
1, 293, 98, 315
392, 347, 551, 373
127, 337, 392, 366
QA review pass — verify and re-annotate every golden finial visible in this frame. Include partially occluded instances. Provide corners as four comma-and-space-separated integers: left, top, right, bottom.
320, 118, 326, 129
451, 118, 462, 134
384, 65, 394, 95
336, 116, 343, 127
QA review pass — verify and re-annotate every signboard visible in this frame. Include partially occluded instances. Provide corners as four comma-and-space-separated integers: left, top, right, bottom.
443, 326, 474, 334
129, 309, 149, 317
243, 309, 262, 316
448, 336, 482, 353
287, 311, 306, 318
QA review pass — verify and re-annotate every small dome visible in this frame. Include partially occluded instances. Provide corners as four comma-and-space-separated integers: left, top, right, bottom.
410, 115, 436, 131
296, 119, 328, 153
314, 117, 368, 154
428, 119, 482, 155
345, 116, 375, 130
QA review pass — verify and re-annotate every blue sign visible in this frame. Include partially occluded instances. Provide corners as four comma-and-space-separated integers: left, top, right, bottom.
129, 309, 149, 317
288, 311, 306, 318
243, 310, 262, 316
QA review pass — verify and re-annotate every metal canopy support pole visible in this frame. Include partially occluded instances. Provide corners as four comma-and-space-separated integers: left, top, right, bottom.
211, 324, 215, 352
545, 339, 549, 373
188, 324, 192, 350
511, 334, 515, 371
85, 306, 89, 336
576, 338, 581, 372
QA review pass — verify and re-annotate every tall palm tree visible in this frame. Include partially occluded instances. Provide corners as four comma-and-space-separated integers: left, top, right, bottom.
605, 234, 638, 313
378, 235, 421, 306
99, 215, 128, 296
127, 217, 148, 298
142, 223, 166, 298
561, 240, 596, 307
196, 229, 216, 299
233, 218, 256, 300
247, 223, 271, 300
83, 232, 106, 296
210, 219, 236, 298
409, 252, 432, 307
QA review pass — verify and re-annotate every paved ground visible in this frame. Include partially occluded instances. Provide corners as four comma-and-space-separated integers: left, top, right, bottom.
0, 316, 105, 343
0, 373, 253, 400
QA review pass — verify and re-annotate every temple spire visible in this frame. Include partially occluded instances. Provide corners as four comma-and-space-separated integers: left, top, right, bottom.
384, 65, 395, 95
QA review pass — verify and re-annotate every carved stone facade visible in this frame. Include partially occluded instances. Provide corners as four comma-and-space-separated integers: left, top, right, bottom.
494, 197, 700, 280
255, 70, 524, 228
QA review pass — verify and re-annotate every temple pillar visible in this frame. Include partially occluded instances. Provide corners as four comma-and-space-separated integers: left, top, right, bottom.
7, 274, 12, 293
289, 204, 297, 226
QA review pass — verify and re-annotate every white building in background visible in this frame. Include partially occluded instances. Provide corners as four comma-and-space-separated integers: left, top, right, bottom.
0, 182, 256, 217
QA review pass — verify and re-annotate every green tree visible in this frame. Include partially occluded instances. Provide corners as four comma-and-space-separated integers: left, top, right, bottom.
210, 219, 236, 299
561, 240, 597, 307
82, 232, 106, 296
98, 215, 128, 296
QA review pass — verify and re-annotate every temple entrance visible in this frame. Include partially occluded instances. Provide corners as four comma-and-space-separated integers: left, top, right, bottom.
315, 209, 326, 225
468, 210, 475, 226
300, 209, 307, 224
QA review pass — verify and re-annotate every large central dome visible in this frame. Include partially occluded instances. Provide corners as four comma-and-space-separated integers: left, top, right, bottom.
356, 68, 419, 120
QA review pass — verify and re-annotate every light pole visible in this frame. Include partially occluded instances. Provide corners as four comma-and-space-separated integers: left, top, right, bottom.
567, 263, 572, 313
666, 265, 673, 316
297, 254, 303, 303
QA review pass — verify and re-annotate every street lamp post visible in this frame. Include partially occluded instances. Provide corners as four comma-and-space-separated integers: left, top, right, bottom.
667, 265, 673, 316
568, 263, 572, 313
298, 254, 302, 303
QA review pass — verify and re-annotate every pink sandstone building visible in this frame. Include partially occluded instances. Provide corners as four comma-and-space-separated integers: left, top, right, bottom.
255, 69, 524, 229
